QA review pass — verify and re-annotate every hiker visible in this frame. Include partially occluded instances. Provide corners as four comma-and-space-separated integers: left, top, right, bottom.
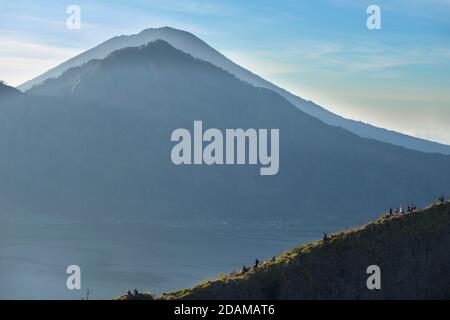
389, 208, 393, 215
133, 289, 139, 296
323, 232, 328, 243
254, 259, 260, 268
399, 206, 404, 215
395, 207, 399, 214
241, 265, 248, 274
407, 205, 411, 213
126, 289, 132, 297
271, 256, 276, 262
438, 195, 445, 203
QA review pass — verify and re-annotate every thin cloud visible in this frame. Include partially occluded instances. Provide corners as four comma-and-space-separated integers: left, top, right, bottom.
0, 37, 82, 86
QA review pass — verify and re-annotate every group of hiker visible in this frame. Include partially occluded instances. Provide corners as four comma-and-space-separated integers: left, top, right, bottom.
241, 258, 261, 273
321, 195, 448, 245
388, 195, 446, 216
389, 204, 416, 216
229, 257, 276, 277
125, 289, 141, 297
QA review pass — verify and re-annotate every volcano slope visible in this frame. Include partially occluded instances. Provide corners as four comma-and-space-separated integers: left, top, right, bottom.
119, 201, 450, 300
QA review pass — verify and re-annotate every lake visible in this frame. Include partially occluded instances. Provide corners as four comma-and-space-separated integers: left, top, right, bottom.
0, 214, 321, 299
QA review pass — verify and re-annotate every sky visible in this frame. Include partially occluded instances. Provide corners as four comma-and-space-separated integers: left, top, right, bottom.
1, 0, 450, 144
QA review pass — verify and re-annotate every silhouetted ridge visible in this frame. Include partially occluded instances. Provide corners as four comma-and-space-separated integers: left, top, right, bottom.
18, 27, 450, 154
0, 82, 21, 98
117, 201, 450, 300
28, 40, 241, 101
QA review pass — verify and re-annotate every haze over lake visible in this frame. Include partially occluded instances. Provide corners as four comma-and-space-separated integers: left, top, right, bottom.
1, 213, 320, 299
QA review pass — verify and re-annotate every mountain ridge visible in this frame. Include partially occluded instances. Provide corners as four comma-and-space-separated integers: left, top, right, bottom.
118, 200, 450, 300
2, 39, 449, 229
18, 27, 450, 154
0, 82, 21, 97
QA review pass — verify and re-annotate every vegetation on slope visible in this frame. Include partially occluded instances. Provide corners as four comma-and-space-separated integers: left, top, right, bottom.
117, 200, 450, 300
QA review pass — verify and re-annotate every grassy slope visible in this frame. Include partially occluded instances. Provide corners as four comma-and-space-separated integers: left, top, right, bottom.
117, 201, 450, 300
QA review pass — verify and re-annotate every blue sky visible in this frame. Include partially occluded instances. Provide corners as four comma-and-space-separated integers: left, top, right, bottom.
1, 0, 450, 144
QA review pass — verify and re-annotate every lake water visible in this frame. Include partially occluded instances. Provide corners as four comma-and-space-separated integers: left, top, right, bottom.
0, 215, 320, 299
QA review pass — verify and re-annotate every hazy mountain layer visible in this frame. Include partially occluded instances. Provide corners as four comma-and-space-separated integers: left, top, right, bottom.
19, 27, 450, 154
2, 41, 449, 228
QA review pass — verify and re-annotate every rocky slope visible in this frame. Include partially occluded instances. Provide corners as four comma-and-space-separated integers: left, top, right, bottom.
119, 201, 450, 300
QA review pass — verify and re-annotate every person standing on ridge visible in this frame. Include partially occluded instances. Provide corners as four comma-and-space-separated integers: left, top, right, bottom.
323, 232, 328, 243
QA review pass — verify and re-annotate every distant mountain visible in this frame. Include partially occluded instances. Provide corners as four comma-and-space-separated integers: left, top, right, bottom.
4, 40, 449, 228
135, 201, 450, 300
19, 27, 450, 154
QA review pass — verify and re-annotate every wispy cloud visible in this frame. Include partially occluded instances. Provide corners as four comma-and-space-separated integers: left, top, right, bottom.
0, 37, 82, 86
1, 0, 449, 143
